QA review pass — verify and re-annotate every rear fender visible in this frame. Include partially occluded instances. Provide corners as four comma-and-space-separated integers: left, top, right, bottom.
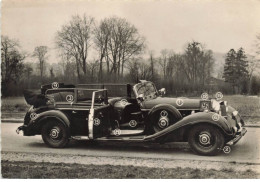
27, 110, 70, 133
144, 112, 233, 142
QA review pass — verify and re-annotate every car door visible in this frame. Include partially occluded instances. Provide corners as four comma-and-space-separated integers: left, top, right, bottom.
70, 89, 93, 136
50, 89, 89, 136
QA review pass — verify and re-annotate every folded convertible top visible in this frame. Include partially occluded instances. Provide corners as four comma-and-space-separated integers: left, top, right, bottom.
24, 83, 75, 107
23, 90, 47, 107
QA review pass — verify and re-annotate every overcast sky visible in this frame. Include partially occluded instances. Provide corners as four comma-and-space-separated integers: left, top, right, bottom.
2, 0, 260, 63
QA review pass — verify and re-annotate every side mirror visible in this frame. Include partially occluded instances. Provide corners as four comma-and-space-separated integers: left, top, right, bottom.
159, 88, 166, 96
137, 94, 144, 101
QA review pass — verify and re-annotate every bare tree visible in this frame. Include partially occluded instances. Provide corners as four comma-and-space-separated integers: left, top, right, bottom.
23, 63, 33, 88
126, 58, 140, 83
159, 49, 168, 79
252, 33, 260, 77
248, 55, 260, 79
56, 14, 95, 81
1, 35, 26, 96
32, 46, 48, 83
88, 60, 99, 82
149, 50, 156, 81
201, 50, 214, 86
94, 17, 145, 81
247, 55, 260, 93
1, 36, 25, 83
118, 19, 146, 76
49, 67, 55, 79
64, 60, 77, 83
139, 62, 153, 81
181, 41, 215, 89
94, 19, 111, 81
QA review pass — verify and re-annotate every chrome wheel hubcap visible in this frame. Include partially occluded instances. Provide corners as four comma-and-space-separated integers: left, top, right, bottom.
50, 127, 60, 139
199, 133, 211, 145
158, 117, 169, 128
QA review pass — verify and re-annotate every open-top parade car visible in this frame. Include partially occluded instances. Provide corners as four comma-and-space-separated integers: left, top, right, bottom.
17, 81, 247, 156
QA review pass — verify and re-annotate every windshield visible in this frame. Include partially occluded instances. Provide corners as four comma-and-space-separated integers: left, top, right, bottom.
133, 82, 158, 100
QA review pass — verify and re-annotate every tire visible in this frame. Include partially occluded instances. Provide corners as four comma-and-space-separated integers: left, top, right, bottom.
188, 124, 225, 156
150, 108, 181, 133
41, 120, 69, 148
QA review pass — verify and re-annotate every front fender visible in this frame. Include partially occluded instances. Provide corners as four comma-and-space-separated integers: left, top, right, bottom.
144, 112, 233, 141
148, 104, 182, 120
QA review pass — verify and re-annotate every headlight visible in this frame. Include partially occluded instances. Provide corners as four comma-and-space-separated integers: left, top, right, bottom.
211, 99, 220, 112
233, 110, 238, 116
223, 101, 228, 106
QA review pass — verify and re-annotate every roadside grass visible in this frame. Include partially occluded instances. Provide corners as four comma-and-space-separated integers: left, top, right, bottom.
1, 95, 259, 123
1, 97, 29, 118
1, 160, 258, 179
1, 97, 29, 112
224, 95, 260, 123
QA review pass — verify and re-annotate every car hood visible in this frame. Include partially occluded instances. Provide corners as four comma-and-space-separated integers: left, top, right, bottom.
142, 97, 201, 110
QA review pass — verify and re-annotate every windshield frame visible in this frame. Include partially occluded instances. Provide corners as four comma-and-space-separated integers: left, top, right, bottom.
133, 81, 158, 100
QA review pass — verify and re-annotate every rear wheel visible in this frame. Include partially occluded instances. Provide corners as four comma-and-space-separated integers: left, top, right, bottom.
188, 124, 225, 156
41, 120, 69, 148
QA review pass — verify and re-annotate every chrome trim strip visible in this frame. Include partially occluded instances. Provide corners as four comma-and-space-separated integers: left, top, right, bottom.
88, 108, 94, 139
88, 90, 108, 139
88, 91, 96, 139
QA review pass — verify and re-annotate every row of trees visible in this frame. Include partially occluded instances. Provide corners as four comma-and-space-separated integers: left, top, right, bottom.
1, 35, 51, 96
1, 36, 26, 96
56, 15, 145, 82
127, 42, 215, 95
1, 14, 260, 96
223, 48, 249, 93
223, 48, 260, 94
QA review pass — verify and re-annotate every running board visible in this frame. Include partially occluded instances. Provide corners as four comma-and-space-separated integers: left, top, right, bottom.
70, 135, 145, 141
96, 135, 146, 141
71, 130, 145, 141
109, 129, 144, 136
71, 136, 89, 140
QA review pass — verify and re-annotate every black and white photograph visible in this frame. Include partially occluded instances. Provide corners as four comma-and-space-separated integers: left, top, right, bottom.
1, 0, 260, 179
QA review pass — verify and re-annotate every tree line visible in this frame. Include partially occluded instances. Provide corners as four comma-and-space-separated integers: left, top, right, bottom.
55, 15, 145, 83
1, 15, 260, 97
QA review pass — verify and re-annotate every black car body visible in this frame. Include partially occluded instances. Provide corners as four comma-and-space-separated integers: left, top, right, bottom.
17, 81, 247, 155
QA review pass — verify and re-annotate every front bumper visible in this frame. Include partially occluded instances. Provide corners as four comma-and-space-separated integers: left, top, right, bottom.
226, 127, 247, 145
16, 125, 30, 135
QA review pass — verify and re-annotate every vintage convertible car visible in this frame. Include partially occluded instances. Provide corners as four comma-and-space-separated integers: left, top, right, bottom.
17, 81, 247, 156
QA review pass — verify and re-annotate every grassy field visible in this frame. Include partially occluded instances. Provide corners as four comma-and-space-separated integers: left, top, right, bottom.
223, 95, 260, 123
1, 97, 29, 112
1, 97, 29, 119
1, 95, 259, 123
1, 160, 258, 179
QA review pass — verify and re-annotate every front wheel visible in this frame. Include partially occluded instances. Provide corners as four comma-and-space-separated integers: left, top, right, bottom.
188, 124, 225, 156
41, 120, 69, 148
